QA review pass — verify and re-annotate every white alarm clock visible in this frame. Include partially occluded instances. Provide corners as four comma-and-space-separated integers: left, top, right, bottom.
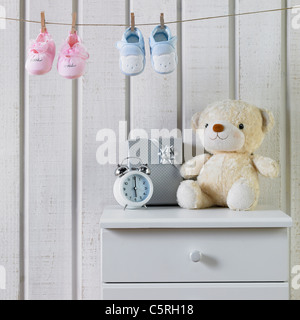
113, 158, 154, 210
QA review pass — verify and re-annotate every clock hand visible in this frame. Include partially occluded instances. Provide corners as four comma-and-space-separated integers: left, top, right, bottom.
134, 176, 137, 198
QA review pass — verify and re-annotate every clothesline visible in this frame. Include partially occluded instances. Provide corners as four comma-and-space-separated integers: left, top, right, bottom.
0, 5, 299, 28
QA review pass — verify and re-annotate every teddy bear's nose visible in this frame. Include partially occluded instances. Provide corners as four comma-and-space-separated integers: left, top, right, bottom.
213, 124, 225, 133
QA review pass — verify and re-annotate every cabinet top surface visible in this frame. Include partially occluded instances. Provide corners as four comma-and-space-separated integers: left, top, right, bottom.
100, 206, 292, 229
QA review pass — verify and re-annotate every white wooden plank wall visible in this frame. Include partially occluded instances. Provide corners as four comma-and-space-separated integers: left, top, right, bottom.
0, 0, 20, 301
130, 0, 178, 135
80, 0, 127, 300
0, 0, 299, 300
237, 0, 283, 208
288, 0, 300, 301
182, 0, 230, 158
27, 0, 73, 300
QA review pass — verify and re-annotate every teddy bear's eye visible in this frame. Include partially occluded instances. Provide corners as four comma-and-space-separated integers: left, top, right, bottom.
205, 124, 209, 129
239, 124, 245, 130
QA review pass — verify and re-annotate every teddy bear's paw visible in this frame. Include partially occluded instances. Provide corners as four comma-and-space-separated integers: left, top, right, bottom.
180, 160, 198, 179
267, 159, 280, 179
227, 179, 258, 211
177, 180, 214, 210
177, 181, 201, 209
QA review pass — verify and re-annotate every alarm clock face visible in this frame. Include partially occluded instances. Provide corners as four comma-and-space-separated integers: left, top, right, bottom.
114, 171, 153, 209
122, 173, 151, 203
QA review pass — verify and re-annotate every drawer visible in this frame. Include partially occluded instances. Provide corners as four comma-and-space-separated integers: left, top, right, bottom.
102, 283, 289, 300
102, 228, 289, 283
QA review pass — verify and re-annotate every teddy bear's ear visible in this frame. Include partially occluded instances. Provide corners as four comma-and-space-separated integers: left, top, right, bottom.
261, 109, 275, 133
191, 112, 202, 131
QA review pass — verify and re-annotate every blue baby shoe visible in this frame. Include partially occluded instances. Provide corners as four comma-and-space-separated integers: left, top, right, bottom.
149, 25, 178, 74
116, 27, 146, 76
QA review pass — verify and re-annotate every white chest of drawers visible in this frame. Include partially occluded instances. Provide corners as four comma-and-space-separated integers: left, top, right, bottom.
100, 206, 292, 300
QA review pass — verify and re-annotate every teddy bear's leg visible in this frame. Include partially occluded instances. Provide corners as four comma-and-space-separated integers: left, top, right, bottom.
177, 180, 215, 210
227, 178, 259, 211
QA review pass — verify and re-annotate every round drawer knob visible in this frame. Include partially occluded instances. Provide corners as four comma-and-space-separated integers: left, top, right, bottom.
190, 251, 202, 263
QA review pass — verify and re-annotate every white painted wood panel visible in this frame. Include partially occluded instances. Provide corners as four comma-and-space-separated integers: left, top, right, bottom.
288, 0, 300, 301
102, 283, 289, 300
102, 228, 289, 283
27, 0, 73, 300
182, 0, 230, 159
237, 0, 283, 208
0, 0, 20, 300
130, 0, 178, 134
81, 0, 127, 300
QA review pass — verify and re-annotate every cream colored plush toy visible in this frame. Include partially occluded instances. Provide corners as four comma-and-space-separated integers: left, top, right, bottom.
177, 100, 280, 211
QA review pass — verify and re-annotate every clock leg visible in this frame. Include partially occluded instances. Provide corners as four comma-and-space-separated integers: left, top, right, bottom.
124, 205, 128, 211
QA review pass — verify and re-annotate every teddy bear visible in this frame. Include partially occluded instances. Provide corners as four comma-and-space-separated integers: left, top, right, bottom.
177, 100, 280, 211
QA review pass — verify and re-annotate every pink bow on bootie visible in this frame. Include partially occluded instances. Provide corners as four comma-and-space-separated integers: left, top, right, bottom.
60, 42, 89, 60
28, 39, 50, 55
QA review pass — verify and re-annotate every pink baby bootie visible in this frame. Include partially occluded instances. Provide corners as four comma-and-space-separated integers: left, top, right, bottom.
57, 31, 89, 79
25, 30, 56, 76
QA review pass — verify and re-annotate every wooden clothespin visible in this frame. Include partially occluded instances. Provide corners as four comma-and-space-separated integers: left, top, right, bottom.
71, 12, 77, 34
131, 12, 135, 32
41, 11, 46, 33
160, 13, 165, 29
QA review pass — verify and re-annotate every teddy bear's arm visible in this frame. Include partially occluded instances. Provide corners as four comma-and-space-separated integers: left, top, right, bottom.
252, 155, 280, 179
180, 154, 211, 180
